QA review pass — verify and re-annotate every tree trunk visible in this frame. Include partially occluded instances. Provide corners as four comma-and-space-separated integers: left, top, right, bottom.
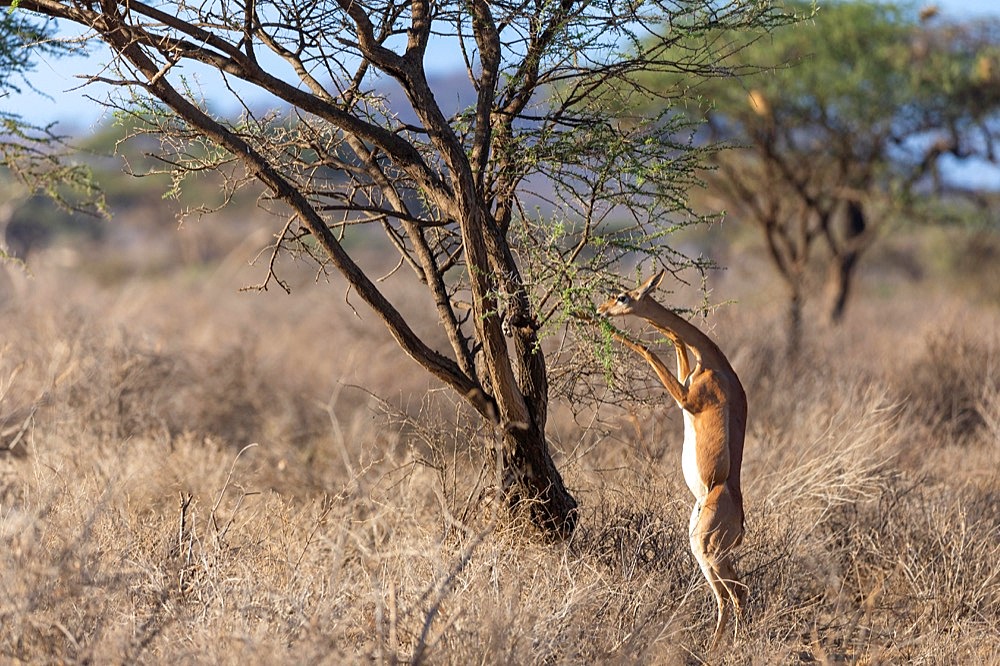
824, 250, 860, 325
500, 322, 577, 536
498, 420, 578, 537
824, 199, 867, 325
786, 286, 803, 359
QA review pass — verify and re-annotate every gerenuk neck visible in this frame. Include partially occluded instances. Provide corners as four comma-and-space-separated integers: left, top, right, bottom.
639, 299, 735, 375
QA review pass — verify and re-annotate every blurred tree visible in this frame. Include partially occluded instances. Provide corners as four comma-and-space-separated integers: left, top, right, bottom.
2, 11, 47, 242
646, 1, 1000, 353
0, 0, 796, 536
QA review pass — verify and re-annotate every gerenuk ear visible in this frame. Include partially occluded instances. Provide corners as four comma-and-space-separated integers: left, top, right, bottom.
636, 270, 665, 299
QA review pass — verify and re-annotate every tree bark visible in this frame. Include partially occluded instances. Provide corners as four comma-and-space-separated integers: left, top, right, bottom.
503, 320, 577, 536
499, 421, 578, 537
454, 198, 577, 536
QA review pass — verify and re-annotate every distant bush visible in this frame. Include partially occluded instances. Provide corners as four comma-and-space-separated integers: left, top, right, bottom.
925, 228, 1000, 305
892, 328, 1000, 446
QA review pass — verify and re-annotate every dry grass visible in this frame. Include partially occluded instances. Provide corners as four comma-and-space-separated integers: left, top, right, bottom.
2, 238, 1000, 664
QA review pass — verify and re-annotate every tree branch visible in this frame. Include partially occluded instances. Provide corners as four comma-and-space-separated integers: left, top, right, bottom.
83, 0, 493, 419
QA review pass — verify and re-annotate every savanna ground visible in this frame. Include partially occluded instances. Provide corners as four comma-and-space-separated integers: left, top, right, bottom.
2, 216, 999, 664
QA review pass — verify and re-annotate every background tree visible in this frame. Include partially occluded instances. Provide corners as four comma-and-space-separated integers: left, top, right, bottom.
3, 11, 54, 242
2, 11, 102, 286
647, 1, 1000, 353
0, 0, 796, 536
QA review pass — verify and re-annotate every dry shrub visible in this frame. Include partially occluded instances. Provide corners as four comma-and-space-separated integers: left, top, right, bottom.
732, 376, 1000, 662
723, 321, 872, 440
931, 228, 1000, 304
892, 328, 1000, 447
3, 320, 330, 457
874, 482, 1000, 625
3, 434, 361, 664
57, 335, 257, 445
0, 268, 418, 464
735, 389, 899, 655
980, 381, 1000, 448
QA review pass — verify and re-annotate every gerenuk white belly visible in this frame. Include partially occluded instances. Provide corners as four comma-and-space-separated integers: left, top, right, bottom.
680, 409, 707, 501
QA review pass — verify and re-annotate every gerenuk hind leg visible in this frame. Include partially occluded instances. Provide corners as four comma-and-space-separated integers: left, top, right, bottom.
689, 484, 745, 651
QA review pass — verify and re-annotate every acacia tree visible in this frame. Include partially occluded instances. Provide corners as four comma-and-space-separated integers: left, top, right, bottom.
654, 2, 1000, 353
1, 0, 792, 536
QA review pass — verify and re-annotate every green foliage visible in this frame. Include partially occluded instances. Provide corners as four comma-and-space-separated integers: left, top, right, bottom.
1, 118, 107, 218
597, 318, 620, 384
511, 104, 716, 322
732, 1, 913, 132
656, 1, 1000, 189
622, 0, 1000, 347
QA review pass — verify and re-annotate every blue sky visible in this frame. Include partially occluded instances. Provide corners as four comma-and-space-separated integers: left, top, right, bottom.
3, 1, 1000, 133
